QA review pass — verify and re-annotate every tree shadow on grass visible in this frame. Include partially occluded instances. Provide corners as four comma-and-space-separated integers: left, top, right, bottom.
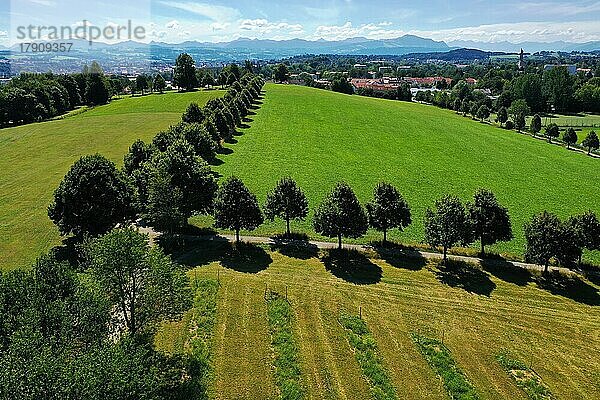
535, 271, 600, 306
209, 158, 224, 166
371, 241, 427, 271
321, 248, 382, 285
583, 271, 600, 287
161, 235, 272, 273
217, 147, 233, 155
479, 259, 533, 286
221, 242, 272, 273
433, 260, 496, 296
269, 233, 319, 260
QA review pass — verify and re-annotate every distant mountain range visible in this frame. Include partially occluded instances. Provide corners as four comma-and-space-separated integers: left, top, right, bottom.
4, 35, 600, 59
3, 34, 600, 75
147, 35, 451, 57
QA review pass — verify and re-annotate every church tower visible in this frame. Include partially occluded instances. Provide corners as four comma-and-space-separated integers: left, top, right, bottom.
518, 48, 525, 70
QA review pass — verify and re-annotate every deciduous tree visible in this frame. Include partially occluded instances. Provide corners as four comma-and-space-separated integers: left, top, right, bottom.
86, 228, 191, 336
563, 127, 577, 149
582, 130, 599, 154
365, 182, 411, 243
530, 114, 542, 135
524, 211, 562, 273
173, 53, 198, 91
466, 189, 512, 256
213, 177, 264, 243
48, 154, 135, 238
313, 182, 368, 249
424, 195, 471, 263
545, 123, 560, 143
264, 177, 309, 237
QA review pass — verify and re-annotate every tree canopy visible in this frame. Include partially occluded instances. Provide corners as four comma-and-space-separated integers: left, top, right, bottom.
264, 177, 309, 236
48, 154, 135, 238
466, 189, 512, 255
424, 195, 471, 262
213, 176, 264, 243
365, 182, 411, 243
313, 182, 368, 249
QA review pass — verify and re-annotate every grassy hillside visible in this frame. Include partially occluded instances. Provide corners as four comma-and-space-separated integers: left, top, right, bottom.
206, 84, 600, 260
157, 241, 600, 399
0, 90, 223, 270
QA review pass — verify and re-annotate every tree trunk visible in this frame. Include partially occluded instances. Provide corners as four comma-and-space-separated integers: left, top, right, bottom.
383, 228, 387, 244
443, 246, 447, 264
338, 234, 342, 250
480, 237, 485, 257
544, 262, 549, 274
286, 217, 291, 237
236, 229, 240, 244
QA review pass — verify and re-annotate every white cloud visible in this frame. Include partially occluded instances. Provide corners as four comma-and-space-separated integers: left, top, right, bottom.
415, 21, 600, 43
159, 1, 241, 22
311, 20, 600, 43
166, 20, 180, 29
314, 21, 405, 40
29, 0, 56, 6
239, 19, 304, 35
210, 22, 229, 31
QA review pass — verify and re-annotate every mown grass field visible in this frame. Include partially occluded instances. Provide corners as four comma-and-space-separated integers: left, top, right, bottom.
0, 90, 223, 270
202, 84, 600, 261
156, 240, 600, 399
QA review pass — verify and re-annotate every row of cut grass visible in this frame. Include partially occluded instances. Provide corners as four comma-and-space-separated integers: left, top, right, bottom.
496, 351, 555, 400
339, 312, 398, 400
173, 241, 600, 398
266, 290, 305, 400
411, 333, 480, 400
189, 279, 220, 399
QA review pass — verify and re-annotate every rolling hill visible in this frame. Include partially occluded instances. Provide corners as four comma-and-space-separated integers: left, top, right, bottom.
204, 84, 600, 261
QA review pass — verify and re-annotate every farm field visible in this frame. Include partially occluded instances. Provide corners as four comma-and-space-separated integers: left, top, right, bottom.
157, 240, 600, 399
203, 83, 600, 261
0, 90, 223, 270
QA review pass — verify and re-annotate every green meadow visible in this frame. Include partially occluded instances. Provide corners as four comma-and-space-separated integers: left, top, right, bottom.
203, 83, 600, 260
0, 90, 223, 270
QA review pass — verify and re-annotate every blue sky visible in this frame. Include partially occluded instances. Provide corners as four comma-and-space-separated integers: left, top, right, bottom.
2, 0, 600, 45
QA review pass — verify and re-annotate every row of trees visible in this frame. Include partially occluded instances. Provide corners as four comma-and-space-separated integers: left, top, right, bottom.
173, 53, 251, 91
0, 67, 110, 126
0, 62, 142, 126
48, 74, 265, 240
214, 178, 599, 271
208, 177, 600, 271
